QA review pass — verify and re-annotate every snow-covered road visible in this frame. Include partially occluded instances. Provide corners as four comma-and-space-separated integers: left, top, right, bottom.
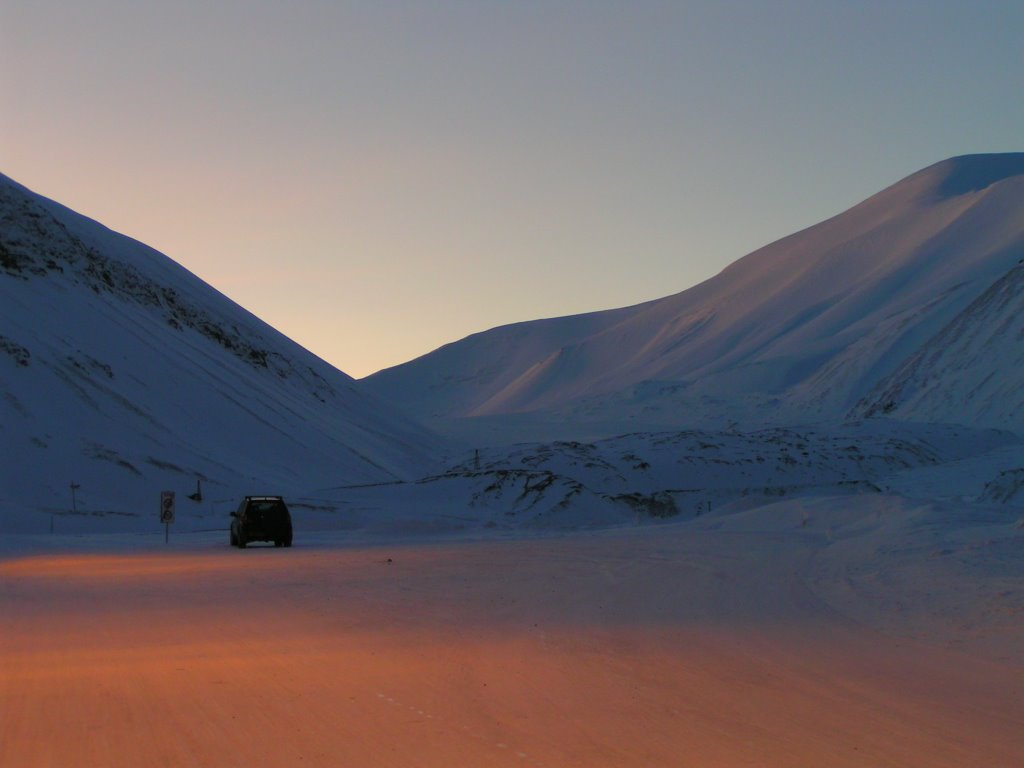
1, 521, 1021, 767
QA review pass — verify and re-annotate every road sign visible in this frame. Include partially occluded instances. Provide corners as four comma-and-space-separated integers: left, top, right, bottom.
160, 491, 175, 524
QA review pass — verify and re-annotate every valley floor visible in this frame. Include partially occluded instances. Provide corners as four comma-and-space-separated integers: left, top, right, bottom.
1, 503, 1022, 767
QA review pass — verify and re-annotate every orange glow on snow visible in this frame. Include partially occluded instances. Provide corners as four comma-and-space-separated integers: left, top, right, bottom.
1, 540, 1021, 766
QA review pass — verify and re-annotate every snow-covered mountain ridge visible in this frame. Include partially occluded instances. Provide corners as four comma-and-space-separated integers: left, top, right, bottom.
1, 180, 289, 377
362, 154, 1024, 440
0, 173, 449, 530
855, 258, 1024, 427
288, 420, 1021, 534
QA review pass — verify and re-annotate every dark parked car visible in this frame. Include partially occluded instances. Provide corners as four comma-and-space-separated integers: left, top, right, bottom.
231, 495, 293, 548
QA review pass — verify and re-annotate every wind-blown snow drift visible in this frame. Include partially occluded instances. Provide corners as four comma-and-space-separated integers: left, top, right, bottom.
363, 154, 1024, 438
0, 174, 449, 527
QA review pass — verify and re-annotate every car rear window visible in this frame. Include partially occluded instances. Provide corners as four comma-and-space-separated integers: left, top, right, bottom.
248, 500, 287, 517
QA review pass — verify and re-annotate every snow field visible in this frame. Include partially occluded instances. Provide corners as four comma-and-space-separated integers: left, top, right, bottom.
1, 495, 1021, 767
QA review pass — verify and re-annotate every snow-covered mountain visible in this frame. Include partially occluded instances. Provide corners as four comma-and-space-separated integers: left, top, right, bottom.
362, 154, 1024, 440
854, 260, 1024, 428
0, 173, 449, 530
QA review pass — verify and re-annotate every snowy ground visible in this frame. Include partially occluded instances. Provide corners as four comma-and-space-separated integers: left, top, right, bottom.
12, 419, 1016, 538
2, 493, 1021, 767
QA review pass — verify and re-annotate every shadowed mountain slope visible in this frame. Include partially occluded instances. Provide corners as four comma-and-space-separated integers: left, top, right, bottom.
0, 174, 449, 523
854, 259, 1024, 428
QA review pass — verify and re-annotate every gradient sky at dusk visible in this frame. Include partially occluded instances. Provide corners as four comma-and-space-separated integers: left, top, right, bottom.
3, 1, 1023, 377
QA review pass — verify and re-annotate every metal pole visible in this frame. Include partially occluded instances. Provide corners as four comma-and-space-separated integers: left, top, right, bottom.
60, 482, 81, 534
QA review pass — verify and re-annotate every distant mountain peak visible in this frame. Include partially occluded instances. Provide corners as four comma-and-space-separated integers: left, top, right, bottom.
361, 153, 1024, 442
913, 152, 1024, 199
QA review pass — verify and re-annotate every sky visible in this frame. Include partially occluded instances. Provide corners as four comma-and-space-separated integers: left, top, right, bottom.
3, 2, 1023, 378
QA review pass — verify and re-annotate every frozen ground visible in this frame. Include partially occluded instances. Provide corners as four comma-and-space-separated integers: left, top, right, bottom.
1, 493, 1021, 767
10, 419, 1018, 538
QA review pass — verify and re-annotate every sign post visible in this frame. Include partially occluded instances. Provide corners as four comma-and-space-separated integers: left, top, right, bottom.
160, 491, 175, 544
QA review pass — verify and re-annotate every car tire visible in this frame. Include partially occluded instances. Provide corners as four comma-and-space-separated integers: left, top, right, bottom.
238, 535, 247, 549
